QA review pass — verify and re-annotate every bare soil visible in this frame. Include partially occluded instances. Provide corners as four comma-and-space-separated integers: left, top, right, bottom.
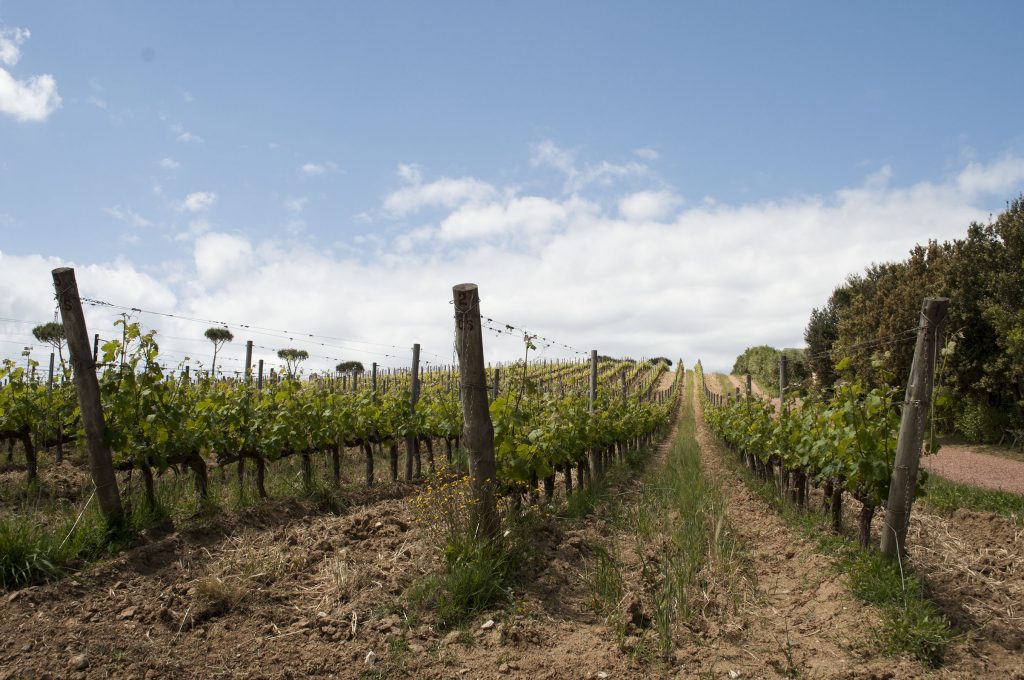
1, 372, 1023, 678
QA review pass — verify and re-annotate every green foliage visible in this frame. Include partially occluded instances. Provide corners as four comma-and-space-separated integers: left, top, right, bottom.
731, 345, 808, 394
922, 474, 1024, 520
336, 360, 365, 375
806, 195, 1024, 439
952, 394, 1012, 443
841, 547, 951, 667
276, 348, 309, 378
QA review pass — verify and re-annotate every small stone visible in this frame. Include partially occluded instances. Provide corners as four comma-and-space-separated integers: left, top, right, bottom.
68, 654, 89, 671
441, 631, 461, 646
21, 642, 32, 652
728, 672, 741, 679
316, 611, 329, 619
498, 663, 509, 673
596, 673, 609, 679
480, 619, 495, 630
119, 606, 137, 620
364, 651, 376, 665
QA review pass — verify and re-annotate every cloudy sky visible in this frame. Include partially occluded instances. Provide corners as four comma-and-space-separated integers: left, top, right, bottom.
2, 2, 1023, 374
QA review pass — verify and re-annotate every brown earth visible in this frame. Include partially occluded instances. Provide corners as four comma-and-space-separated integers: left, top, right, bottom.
1, 370, 1023, 678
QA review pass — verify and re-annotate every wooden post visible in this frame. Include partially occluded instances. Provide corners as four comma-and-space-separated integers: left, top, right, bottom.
491, 367, 500, 402
244, 340, 253, 381
52, 267, 123, 527
453, 283, 498, 540
779, 354, 788, 410
777, 353, 788, 496
257, 359, 264, 390
48, 352, 62, 464
372, 361, 378, 398
881, 298, 949, 560
745, 373, 752, 399
588, 350, 601, 480
92, 333, 100, 364
405, 343, 420, 480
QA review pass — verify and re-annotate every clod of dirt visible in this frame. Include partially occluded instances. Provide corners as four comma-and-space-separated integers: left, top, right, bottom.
441, 630, 462, 646
364, 651, 376, 664
622, 593, 650, 629
68, 654, 89, 671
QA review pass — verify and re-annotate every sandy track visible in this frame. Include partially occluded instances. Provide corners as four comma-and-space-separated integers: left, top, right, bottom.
922, 445, 1024, 495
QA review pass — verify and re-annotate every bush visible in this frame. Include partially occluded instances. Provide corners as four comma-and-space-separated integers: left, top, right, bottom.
953, 395, 1013, 443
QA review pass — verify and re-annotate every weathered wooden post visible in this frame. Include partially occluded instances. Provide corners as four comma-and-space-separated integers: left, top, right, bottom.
777, 353, 789, 495
92, 333, 99, 364
745, 373, 752, 399
588, 349, 601, 481
491, 367, 500, 403
52, 267, 123, 528
47, 352, 63, 464
881, 297, 949, 560
405, 343, 420, 479
372, 361, 378, 397
453, 283, 498, 540
244, 340, 253, 380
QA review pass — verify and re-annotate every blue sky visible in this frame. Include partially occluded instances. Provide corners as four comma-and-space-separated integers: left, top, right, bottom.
2, 2, 1023, 373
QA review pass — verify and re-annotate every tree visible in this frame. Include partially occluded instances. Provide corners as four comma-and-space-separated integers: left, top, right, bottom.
277, 348, 309, 378
336, 360, 365, 376
204, 327, 234, 377
804, 285, 851, 392
32, 321, 67, 372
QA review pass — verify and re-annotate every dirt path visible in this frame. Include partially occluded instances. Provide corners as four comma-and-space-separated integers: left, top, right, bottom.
706, 373, 1024, 676
690, 380, 919, 679
922, 445, 1024, 495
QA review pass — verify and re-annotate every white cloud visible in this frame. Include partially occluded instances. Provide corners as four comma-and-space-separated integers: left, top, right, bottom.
634, 148, 659, 161
159, 157, 180, 170
300, 161, 338, 176
0, 27, 29, 66
383, 173, 499, 217
530, 139, 649, 192
177, 131, 203, 144
0, 26, 60, 123
5, 147, 1022, 376
955, 156, 1024, 196
179, 191, 217, 213
193, 232, 253, 287
618, 190, 683, 222
284, 196, 308, 212
103, 204, 152, 228
87, 94, 107, 110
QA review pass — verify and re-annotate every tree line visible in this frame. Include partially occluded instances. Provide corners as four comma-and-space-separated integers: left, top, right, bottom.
803, 194, 1024, 442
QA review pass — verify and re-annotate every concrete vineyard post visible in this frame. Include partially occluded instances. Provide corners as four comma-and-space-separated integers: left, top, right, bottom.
452, 283, 499, 541
881, 297, 949, 561
51, 267, 124, 528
